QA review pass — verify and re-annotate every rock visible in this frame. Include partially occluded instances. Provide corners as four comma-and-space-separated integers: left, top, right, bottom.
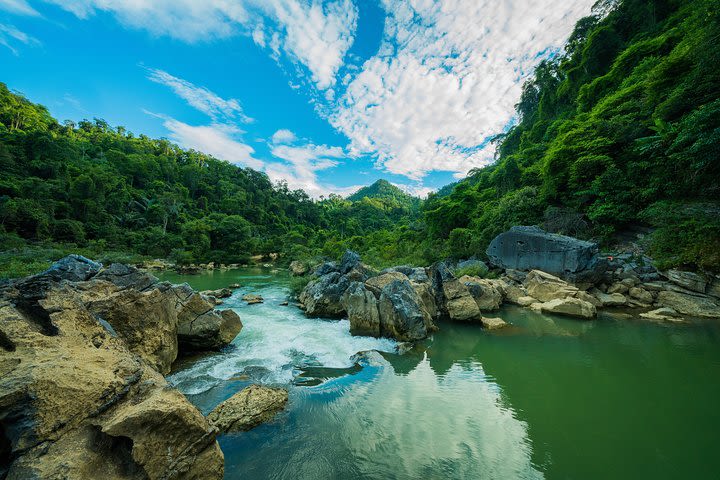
343, 282, 381, 337
657, 291, 720, 318
480, 316, 508, 330
242, 294, 264, 304
299, 272, 350, 317
207, 385, 288, 433
411, 282, 438, 320
84, 284, 179, 375
664, 269, 708, 293
629, 287, 654, 304
95, 263, 158, 291
173, 284, 242, 351
229, 283, 241, 289
279, 301, 289, 306
540, 297, 597, 319
486, 226, 604, 281
504, 269, 528, 283
289, 260, 308, 277
0, 283, 223, 479
39, 254, 102, 282
503, 281, 529, 305
442, 277, 482, 322
640, 307, 681, 322
516, 296, 538, 307
315, 261, 339, 276
460, 276, 504, 311
202, 288, 232, 299
591, 289, 627, 307
575, 290, 602, 307
642, 281, 668, 292
339, 250, 362, 275
377, 279, 435, 341
709, 278, 720, 299
365, 272, 409, 296
524, 270, 579, 302
350, 350, 391, 367
607, 282, 629, 295
407, 267, 430, 283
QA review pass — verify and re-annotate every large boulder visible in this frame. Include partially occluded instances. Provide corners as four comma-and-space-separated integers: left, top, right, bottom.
486, 226, 605, 281
411, 281, 438, 319
289, 260, 308, 277
524, 270, 579, 302
657, 291, 720, 318
377, 279, 435, 341
207, 385, 288, 433
460, 276, 504, 311
343, 282, 381, 337
299, 272, 351, 317
540, 297, 597, 319
663, 270, 708, 293
442, 277, 483, 322
171, 284, 242, 351
84, 283, 179, 375
0, 283, 224, 479
38, 254, 102, 282
365, 272, 409, 296
95, 263, 158, 291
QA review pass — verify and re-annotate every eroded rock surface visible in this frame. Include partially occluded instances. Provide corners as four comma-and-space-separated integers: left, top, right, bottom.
207, 385, 288, 433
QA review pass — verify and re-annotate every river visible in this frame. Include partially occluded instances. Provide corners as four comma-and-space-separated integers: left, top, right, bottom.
159, 267, 720, 480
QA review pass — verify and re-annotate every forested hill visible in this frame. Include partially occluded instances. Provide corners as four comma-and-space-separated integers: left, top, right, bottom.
423, 0, 720, 271
348, 180, 418, 206
0, 83, 422, 276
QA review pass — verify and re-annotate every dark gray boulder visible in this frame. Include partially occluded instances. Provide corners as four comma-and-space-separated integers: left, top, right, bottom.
95, 263, 158, 291
342, 282, 381, 337
486, 226, 605, 282
377, 279, 434, 341
340, 250, 362, 274
299, 272, 351, 317
40, 255, 102, 282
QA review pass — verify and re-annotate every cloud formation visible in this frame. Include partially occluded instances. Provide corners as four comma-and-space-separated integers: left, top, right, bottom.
145, 67, 252, 122
0, 23, 39, 54
40, 0, 357, 90
329, 0, 596, 180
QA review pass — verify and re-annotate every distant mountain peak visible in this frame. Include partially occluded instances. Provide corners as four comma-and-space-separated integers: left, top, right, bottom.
348, 179, 416, 202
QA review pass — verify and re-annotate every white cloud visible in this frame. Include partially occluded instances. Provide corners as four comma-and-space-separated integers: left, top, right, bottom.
0, 23, 40, 54
266, 134, 358, 198
145, 111, 263, 170
0, 0, 39, 16
329, 0, 596, 180
42, 0, 358, 90
271, 128, 297, 144
145, 67, 252, 122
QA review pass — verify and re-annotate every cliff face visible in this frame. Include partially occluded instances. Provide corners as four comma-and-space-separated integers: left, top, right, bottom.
0, 256, 241, 479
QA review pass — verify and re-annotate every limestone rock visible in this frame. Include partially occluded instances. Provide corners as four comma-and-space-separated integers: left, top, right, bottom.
486, 226, 605, 282
39, 254, 102, 282
377, 279, 435, 341
664, 269, 708, 293
242, 294, 264, 304
365, 272, 409, 296
640, 307, 681, 322
0, 284, 223, 479
411, 281, 438, 319
442, 277, 482, 322
460, 276, 504, 311
607, 282, 629, 295
480, 316, 508, 330
540, 297, 597, 319
289, 260, 308, 276
629, 287, 654, 304
207, 385, 288, 433
85, 284, 179, 374
173, 284, 241, 351
524, 270, 579, 302
95, 263, 158, 291
202, 288, 232, 299
591, 289, 627, 307
657, 291, 720, 318
343, 282, 381, 337
299, 272, 350, 317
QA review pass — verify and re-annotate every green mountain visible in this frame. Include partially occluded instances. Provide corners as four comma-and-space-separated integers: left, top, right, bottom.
348, 179, 415, 204
422, 0, 720, 271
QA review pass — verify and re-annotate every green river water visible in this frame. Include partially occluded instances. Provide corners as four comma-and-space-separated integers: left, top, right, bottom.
160, 268, 720, 480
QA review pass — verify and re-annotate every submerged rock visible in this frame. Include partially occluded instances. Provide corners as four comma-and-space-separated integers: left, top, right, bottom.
207, 385, 288, 433
480, 316, 508, 330
241, 294, 264, 304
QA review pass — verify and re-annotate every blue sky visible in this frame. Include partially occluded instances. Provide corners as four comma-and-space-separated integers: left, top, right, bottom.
0, 0, 595, 197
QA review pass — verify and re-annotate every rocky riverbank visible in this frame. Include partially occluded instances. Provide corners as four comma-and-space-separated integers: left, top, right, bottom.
0, 255, 250, 479
297, 227, 720, 341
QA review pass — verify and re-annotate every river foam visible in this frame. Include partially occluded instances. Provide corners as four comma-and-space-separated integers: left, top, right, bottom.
168, 281, 396, 395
